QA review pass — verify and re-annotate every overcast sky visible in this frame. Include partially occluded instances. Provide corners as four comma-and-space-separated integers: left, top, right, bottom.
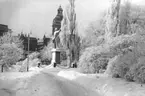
0, 0, 144, 38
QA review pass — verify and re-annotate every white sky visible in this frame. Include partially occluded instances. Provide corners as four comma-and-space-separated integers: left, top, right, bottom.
0, 0, 144, 38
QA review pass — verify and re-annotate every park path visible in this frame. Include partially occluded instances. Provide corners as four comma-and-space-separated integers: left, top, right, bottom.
0, 68, 101, 96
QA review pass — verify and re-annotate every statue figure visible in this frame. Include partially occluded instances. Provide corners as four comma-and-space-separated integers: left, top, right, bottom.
52, 6, 63, 48
52, 29, 61, 48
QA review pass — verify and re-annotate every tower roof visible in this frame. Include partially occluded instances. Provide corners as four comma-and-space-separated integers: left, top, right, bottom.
58, 5, 63, 11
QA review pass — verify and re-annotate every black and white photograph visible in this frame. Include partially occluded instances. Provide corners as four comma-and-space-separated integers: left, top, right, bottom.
0, 0, 145, 96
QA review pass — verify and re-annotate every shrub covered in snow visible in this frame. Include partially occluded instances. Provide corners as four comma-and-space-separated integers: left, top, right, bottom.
126, 57, 145, 83
28, 52, 40, 60
79, 34, 136, 74
132, 63, 145, 83
105, 33, 145, 83
78, 46, 110, 73
108, 50, 137, 78
0, 43, 23, 72
0, 33, 24, 72
40, 42, 53, 64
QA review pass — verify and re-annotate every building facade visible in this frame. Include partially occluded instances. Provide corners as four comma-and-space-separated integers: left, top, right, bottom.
0, 24, 8, 36
19, 33, 51, 52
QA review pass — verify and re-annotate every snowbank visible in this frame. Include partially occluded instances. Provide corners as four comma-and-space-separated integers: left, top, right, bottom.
74, 74, 145, 96
57, 70, 87, 80
0, 67, 44, 80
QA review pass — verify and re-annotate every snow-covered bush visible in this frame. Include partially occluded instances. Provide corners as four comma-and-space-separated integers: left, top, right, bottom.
40, 42, 53, 64
127, 57, 145, 83
132, 63, 145, 83
18, 52, 40, 72
19, 58, 41, 72
124, 68, 135, 82
78, 46, 110, 73
105, 56, 119, 76
109, 50, 137, 78
0, 33, 24, 72
106, 33, 145, 83
0, 43, 23, 72
28, 52, 40, 60
0, 33, 23, 48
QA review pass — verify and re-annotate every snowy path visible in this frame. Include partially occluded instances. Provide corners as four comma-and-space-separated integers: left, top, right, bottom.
0, 69, 101, 96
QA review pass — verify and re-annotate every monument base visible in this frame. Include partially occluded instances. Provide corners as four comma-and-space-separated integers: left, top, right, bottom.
50, 48, 61, 67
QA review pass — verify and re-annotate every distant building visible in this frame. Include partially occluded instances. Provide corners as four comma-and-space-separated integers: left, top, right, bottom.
0, 24, 8, 36
37, 39, 44, 51
37, 35, 51, 51
19, 33, 38, 51
43, 35, 51, 46
19, 33, 51, 52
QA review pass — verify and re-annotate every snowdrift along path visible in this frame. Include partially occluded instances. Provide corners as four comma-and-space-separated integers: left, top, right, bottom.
0, 70, 101, 96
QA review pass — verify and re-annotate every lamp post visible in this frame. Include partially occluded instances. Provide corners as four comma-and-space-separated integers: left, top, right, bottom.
27, 31, 32, 72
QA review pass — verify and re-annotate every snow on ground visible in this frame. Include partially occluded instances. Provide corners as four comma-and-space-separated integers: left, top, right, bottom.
57, 70, 87, 80
0, 65, 55, 81
56, 70, 145, 96
0, 68, 99, 96
1, 67, 145, 96
57, 70, 108, 80
74, 73, 145, 96
0, 67, 43, 80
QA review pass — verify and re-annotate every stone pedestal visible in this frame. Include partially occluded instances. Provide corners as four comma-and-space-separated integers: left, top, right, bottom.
51, 48, 61, 67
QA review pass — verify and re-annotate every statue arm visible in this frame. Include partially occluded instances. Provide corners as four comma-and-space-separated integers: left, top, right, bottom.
52, 29, 61, 40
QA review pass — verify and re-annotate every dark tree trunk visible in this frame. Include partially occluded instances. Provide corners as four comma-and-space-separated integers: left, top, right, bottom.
67, 34, 80, 67
1, 64, 4, 72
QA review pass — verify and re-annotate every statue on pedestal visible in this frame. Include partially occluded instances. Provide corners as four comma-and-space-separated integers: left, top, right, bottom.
50, 6, 63, 67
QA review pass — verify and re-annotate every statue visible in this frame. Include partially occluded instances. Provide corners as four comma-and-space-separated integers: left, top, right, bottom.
52, 29, 61, 48
50, 6, 63, 67
52, 6, 63, 48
